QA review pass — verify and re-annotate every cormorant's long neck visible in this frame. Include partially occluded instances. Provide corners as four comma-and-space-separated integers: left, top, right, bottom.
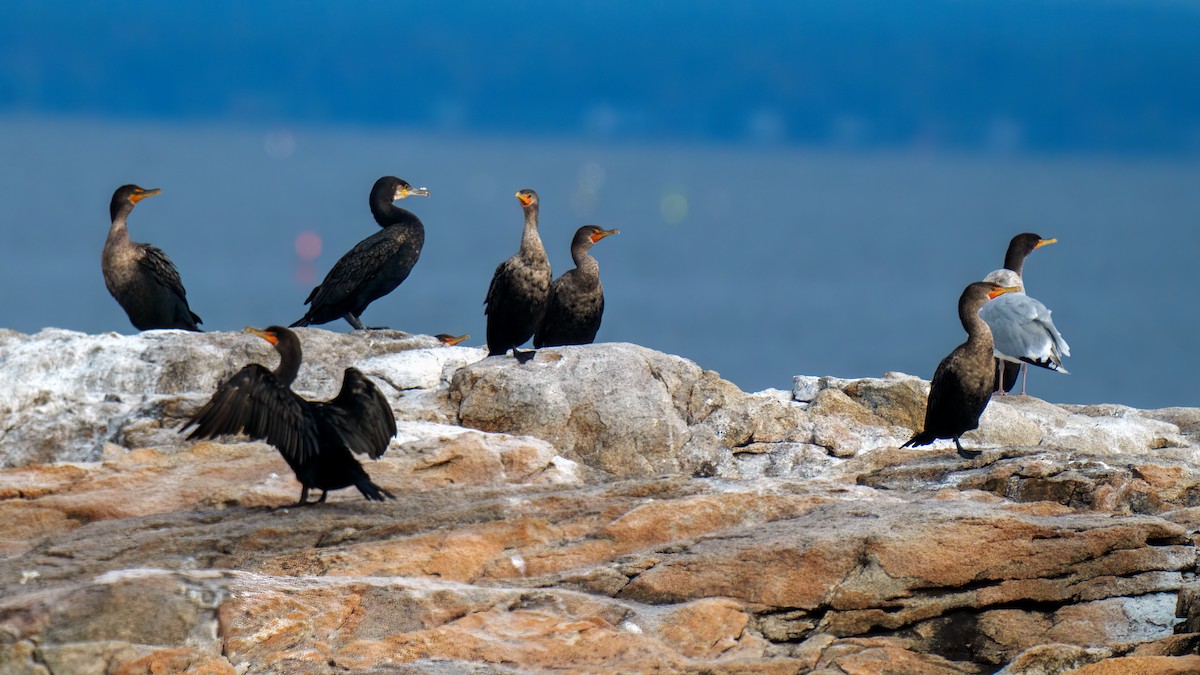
1003, 249, 1026, 278
571, 244, 599, 280
106, 204, 133, 247
370, 199, 421, 229
273, 341, 303, 386
519, 205, 545, 260
960, 296, 993, 349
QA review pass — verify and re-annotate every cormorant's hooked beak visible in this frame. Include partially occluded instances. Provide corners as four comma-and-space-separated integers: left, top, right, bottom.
590, 228, 620, 243
244, 326, 279, 345
987, 285, 1022, 300
401, 186, 431, 199
1034, 237, 1057, 249
516, 192, 535, 207
130, 188, 161, 204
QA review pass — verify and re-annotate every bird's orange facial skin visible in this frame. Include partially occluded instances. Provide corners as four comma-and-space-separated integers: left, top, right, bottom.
129, 188, 160, 204
987, 285, 1022, 299
439, 334, 469, 346
244, 327, 279, 345
1034, 238, 1058, 249
516, 192, 534, 206
589, 228, 619, 243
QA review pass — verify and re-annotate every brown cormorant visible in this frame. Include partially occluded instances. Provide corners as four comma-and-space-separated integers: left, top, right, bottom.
292, 176, 430, 330
485, 189, 551, 362
534, 225, 619, 348
996, 233, 1058, 392
903, 280, 1020, 459
102, 185, 202, 331
181, 326, 397, 505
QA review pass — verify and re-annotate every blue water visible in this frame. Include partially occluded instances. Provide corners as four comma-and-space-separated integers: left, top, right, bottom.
0, 116, 1196, 409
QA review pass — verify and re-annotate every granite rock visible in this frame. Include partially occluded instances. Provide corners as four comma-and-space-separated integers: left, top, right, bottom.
0, 329, 1198, 673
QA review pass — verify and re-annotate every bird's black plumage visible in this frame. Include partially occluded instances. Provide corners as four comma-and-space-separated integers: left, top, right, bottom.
535, 225, 619, 348
997, 232, 1057, 393
102, 185, 202, 331
292, 176, 430, 330
485, 189, 552, 361
903, 281, 1019, 459
181, 326, 397, 505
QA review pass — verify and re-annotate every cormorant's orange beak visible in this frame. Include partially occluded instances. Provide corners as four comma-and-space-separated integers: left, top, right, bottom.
590, 228, 620, 243
987, 285, 1022, 299
1034, 238, 1057, 249
130, 188, 160, 204
436, 334, 469, 346
244, 327, 278, 345
516, 192, 533, 206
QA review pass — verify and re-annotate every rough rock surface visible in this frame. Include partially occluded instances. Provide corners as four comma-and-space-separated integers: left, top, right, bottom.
0, 328, 1198, 673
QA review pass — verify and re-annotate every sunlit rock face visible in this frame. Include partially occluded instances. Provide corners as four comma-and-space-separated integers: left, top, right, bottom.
1, 328, 1198, 673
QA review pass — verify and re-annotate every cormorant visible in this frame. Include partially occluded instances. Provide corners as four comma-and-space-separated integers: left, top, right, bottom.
979, 269, 1070, 395
534, 225, 619, 348
102, 185, 202, 331
996, 233, 1057, 392
292, 176, 430, 330
485, 189, 551, 362
181, 326, 397, 505
903, 280, 1020, 459
1003, 232, 1057, 279
435, 334, 469, 346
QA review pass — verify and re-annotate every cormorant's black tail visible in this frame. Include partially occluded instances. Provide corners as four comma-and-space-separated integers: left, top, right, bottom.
902, 431, 936, 448
289, 316, 311, 328
355, 477, 395, 502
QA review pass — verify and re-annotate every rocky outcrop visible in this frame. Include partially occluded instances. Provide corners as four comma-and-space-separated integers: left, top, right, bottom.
0, 328, 1197, 673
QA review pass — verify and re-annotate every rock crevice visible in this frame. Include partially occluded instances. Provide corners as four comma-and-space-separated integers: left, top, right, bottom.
0, 329, 1197, 672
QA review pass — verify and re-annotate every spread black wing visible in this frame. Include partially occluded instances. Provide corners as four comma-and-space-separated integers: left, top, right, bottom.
181, 364, 319, 461
314, 367, 396, 459
138, 243, 203, 326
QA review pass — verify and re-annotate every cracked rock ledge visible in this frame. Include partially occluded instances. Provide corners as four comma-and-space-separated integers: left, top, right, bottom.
0, 328, 1198, 673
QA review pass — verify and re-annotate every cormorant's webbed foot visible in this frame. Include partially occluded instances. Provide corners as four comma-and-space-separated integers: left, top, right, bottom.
285, 486, 322, 509
513, 348, 537, 364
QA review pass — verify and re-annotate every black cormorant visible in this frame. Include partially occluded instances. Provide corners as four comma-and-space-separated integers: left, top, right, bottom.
292, 176, 430, 330
903, 281, 1019, 459
102, 185, 202, 331
181, 326, 397, 505
485, 189, 551, 362
534, 225, 619, 348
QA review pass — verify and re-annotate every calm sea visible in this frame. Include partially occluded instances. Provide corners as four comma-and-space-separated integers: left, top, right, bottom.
1, 116, 1195, 409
